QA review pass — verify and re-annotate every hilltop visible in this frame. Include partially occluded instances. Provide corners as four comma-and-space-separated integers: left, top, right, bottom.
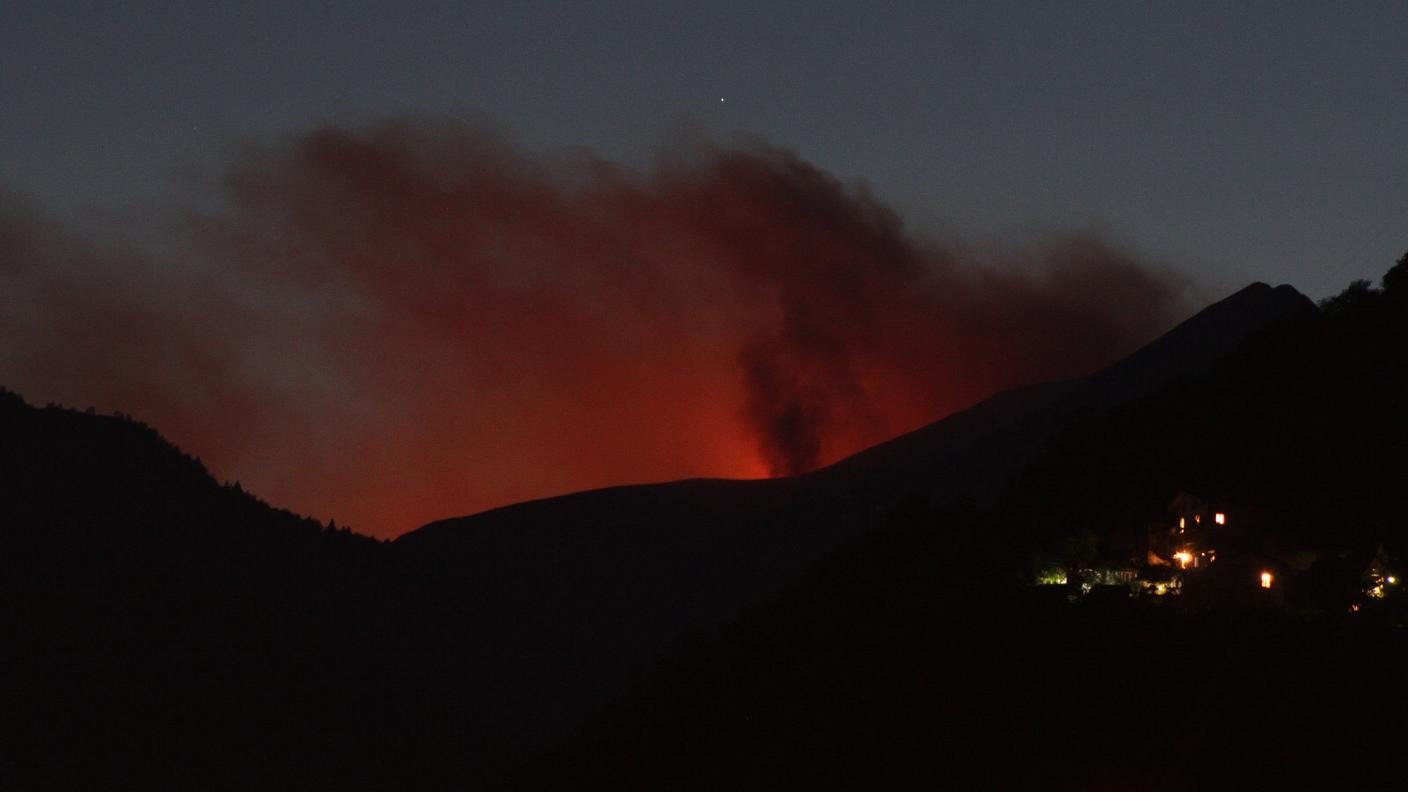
6, 258, 1408, 789
536, 263, 1408, 789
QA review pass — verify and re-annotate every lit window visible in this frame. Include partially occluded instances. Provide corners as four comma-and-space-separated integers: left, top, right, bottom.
1179, 517, 1186, 529
1174, 551, 1193, 569
1260, 571, 1273, 589
1214, 512, 1226, 525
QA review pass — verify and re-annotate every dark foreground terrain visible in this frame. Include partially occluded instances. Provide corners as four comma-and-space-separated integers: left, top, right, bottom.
4, 260, 1408, 789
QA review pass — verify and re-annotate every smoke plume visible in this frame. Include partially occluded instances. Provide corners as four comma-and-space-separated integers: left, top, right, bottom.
0, 118, 1196, 536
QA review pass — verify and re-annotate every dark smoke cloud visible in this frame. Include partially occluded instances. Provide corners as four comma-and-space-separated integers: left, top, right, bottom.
0, 118, 1197, 536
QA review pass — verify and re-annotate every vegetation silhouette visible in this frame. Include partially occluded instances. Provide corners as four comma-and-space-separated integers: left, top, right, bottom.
538, 258, 1408, 790
5, 256, 1408, 789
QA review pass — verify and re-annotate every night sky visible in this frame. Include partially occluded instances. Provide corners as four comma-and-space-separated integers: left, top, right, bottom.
3, 2, 1406, 536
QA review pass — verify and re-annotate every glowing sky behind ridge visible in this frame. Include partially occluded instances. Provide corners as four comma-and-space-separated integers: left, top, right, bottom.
2, 2, 1406, 536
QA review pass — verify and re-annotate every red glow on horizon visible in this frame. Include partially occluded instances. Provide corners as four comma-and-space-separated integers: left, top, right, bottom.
0, 120, 1197, 538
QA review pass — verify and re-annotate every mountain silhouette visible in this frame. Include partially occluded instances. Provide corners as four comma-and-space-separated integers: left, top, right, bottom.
817, 281, 1315, 497
13, 274, 1399, 790
384, 279, 1316, 764
0, 393, 395, 788
536, 274, 1408, 789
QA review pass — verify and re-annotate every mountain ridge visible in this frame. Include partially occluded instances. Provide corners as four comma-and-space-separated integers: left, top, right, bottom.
2, 277, 1334, 789
375, 279, 1317, 759
406, 280, 1313, 542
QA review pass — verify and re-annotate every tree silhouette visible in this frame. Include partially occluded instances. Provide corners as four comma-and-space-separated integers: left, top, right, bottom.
1319, 278, 1379, 317
1383, 250, 1408, 298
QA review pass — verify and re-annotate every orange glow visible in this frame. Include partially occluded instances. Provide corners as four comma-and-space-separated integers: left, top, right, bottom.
19, 127, 1199, 539
1214, 512, 1225, 525
1260, 571, 1273, 589
1194, 514, 1201, 524
1174, 551, 1193, 569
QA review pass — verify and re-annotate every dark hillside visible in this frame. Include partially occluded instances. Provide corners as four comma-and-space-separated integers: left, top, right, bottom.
538, 264, 1408, 790
826, 281, 1315, 491
0, 394, 387, 788
0, 271, 1353, 789
377, 276, 1319, 774
1000, 273, 1408, 564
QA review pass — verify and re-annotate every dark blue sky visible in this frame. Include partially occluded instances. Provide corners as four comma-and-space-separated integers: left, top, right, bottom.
3, 1, 1406, 298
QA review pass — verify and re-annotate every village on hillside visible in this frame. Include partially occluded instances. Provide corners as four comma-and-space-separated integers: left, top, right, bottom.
1035, 491, 1404, 621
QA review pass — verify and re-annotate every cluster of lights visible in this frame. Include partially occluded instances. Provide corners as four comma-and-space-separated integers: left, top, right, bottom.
1167, 511, 1230, 570
1346, 569, 1391, 605
1368, 569, 1391, 594
1035, 507, 1403, 608
1175, 511, 1226, 541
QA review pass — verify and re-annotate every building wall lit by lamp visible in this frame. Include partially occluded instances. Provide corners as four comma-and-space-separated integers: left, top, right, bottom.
1260, 571, 1273, 589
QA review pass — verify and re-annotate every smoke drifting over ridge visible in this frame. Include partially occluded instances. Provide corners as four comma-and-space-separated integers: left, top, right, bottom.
0, 118, 1195, 536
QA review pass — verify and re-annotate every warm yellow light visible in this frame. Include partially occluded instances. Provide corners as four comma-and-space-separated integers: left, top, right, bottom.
1179, 517, 1186, 529
1174, 551, 1193, 568
1260, 571, 1273, 589
1214, 512, 1225, 525
1388, 576, 1398, 585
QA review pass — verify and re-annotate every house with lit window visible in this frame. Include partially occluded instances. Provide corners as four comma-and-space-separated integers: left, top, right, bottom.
1147, 491, 1227, 570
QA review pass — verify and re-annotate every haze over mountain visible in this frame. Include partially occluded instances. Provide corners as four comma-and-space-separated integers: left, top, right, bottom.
9, 6, 1408, 788
8, 270, 1364, 789
0, 123, 1198, 537
544, 264, 1408, 790
386, 281, 1316, 752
